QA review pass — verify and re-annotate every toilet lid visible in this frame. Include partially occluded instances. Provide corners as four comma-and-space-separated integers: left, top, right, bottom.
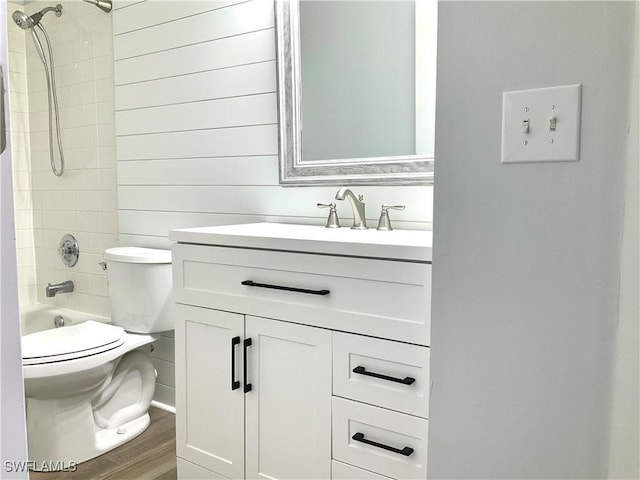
22, 321, 126, 365
104, 247, 171, 264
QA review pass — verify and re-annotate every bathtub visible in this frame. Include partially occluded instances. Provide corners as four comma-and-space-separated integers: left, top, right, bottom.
20, 304, 110, 336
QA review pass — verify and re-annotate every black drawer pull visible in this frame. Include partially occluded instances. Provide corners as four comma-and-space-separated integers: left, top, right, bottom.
231, 336, 240, 391
353, 366, 416, 385
243, 338, 252, 393
241, 280, 330, 296
352, 432, 414, 457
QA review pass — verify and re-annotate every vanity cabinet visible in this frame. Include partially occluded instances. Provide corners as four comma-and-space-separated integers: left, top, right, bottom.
175, 304, 331, 479
171, 223, 432, 480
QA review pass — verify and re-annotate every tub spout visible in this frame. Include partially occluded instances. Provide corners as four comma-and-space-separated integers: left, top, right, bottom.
46, 280, 74, 297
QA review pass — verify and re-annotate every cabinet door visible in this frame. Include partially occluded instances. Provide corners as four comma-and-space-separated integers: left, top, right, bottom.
175, 305, 245, 479
245, 316, 332, 480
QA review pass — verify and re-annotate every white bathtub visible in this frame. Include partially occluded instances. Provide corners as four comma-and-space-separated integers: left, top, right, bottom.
20, 304, 110, 336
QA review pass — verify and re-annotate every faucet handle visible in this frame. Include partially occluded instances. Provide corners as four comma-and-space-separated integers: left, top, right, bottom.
317, 203, 340, 229
382, 204, 405, 211
377, 204, 405, 231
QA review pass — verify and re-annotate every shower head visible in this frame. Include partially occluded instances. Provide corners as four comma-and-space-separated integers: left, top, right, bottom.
11, 10, 34, 30
82, 0, 112, 14
12, 5, 62, 30
11, 6, 61, 65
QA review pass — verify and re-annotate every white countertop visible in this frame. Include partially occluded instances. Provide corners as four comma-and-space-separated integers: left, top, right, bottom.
169, 222, 432, 262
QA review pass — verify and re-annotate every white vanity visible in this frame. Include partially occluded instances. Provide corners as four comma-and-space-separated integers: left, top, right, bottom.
170, 223, 432, 480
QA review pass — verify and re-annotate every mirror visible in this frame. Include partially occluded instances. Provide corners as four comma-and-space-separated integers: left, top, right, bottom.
275, 0, 437, 186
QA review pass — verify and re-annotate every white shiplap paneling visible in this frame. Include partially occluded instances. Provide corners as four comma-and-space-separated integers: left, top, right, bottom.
116, 125, 278, 160
113, 0, 246, 35
115, 61, 276, 110
114, 0, 272, 59
113, 0, 433, 409
113, 0, 147, 12
114, 28, 275, 85
118, 185, 433, 221
117, 156, 279, 186
116, 93, 276, 136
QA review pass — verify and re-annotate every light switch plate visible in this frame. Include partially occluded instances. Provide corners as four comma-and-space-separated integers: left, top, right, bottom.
501, 84, 582, 164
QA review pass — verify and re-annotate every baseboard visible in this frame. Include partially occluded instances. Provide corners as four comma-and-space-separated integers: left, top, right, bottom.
151, 400, 176, 414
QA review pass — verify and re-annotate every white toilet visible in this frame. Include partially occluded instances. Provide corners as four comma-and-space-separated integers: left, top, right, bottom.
21, 247, 173, 471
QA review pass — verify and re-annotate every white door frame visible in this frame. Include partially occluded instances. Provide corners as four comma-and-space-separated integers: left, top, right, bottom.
0, 0, 29, 476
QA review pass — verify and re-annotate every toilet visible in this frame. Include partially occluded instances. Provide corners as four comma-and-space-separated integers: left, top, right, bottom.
21, 247, 173, 471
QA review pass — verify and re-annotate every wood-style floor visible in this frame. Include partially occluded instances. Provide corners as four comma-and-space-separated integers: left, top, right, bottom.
30, 407, 176, 480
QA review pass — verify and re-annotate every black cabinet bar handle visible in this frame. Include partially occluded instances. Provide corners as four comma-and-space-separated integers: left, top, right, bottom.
241, 280, 330, 296
243, 338, 252, 393
352, 366, 416, 385
231, 336, 240, 391
352, 432, 414, 457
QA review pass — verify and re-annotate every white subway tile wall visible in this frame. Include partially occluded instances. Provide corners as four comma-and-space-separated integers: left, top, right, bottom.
7, 1, 37, 306
8, 0, 119, 316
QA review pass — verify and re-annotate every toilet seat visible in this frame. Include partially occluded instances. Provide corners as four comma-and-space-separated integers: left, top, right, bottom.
22, 321, 125, 365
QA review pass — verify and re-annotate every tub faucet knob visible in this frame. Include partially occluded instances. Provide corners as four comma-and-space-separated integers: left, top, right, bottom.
58, 234, 79, 267
317, 203, 340, 228
377, 204, 405, 231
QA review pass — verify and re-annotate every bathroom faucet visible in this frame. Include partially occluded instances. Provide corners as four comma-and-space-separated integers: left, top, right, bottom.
335, 187, 367, 230
45, 280, 74, 297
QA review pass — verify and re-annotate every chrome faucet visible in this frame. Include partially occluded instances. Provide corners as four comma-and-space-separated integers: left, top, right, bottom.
45, 280, 74, 297
335, 187, 367, 230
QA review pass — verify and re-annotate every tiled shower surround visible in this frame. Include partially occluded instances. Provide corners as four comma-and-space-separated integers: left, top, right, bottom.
7, 0, 118, 316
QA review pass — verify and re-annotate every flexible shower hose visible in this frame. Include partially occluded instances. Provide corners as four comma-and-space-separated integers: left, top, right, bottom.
35, 24, 65, 177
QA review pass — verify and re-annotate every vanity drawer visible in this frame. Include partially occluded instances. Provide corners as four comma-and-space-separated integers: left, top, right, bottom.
333, 332, 430, 418
173, 244, 431, 345
332, 397, 428, 480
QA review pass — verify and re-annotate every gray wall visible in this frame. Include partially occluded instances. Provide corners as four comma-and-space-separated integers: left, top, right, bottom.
607, 4, 639, 477
429, 2, 636, 478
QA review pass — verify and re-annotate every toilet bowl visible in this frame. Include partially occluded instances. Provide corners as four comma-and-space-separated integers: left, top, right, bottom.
21, 247, 173, 471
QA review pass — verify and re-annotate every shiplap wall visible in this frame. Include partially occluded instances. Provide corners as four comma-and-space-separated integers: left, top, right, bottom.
113, 0, 434, 407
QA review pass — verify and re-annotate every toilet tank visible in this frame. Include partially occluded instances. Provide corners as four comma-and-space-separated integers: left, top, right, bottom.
104, 247, 173, 333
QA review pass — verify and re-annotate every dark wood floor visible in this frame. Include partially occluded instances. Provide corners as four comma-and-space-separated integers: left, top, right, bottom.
30, 407, 176, 480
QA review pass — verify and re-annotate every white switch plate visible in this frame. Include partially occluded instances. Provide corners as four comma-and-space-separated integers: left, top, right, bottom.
501, 84, 582, 164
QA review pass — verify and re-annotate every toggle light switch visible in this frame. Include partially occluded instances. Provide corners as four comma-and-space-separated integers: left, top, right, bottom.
501, 84, 581, 163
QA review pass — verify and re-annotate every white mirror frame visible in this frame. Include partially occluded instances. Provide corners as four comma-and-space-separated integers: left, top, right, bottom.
275, 0, 436, 186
